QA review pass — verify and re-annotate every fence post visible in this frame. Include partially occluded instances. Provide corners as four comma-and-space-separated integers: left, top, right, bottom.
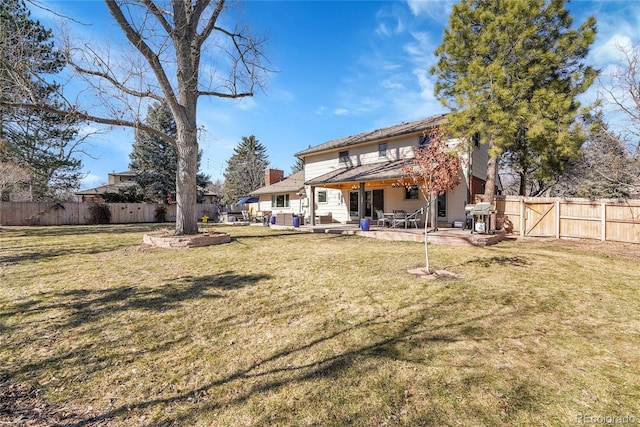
555, 200, 560, 239
519, 198, 525, 237
601, 202, 606, 241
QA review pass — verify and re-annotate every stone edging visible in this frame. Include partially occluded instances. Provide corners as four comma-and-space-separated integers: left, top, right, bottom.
142, 231, 231, 249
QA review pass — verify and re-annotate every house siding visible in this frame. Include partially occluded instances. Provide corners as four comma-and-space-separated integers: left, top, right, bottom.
300, 115, 490, 225
256, 192, 306, 217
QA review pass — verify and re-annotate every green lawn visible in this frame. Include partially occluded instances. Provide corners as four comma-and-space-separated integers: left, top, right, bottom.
1, 224, 639, 426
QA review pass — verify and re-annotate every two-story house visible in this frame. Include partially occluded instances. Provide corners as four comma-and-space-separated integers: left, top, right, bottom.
76, 170, 219, 203
295, 114, 489, 227
76, 170, 138, 203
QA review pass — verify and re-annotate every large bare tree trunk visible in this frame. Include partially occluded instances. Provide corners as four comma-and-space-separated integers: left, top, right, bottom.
175, 125, 199, 235
2, 0, 268, 235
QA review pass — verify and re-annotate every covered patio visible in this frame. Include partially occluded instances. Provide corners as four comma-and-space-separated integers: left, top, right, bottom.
305, 159, 441, 228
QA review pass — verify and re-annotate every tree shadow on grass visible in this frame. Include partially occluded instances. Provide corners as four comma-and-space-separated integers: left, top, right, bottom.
2, 271, 270, 329
67, 302, 546, 426
1, 244, 134, 266
0, 224, 174, 265
1, 224, 167, 238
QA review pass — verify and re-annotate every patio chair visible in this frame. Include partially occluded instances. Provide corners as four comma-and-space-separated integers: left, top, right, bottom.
241, 210, 251, 222
391, 210, 407, 229
405, 209, 421, 229
375, 210, 390, 227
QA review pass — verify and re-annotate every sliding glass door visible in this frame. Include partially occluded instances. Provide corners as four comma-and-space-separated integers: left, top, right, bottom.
349, 189, 384, 219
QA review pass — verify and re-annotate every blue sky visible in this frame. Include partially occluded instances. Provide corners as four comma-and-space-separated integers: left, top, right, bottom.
29, 1, 640, 190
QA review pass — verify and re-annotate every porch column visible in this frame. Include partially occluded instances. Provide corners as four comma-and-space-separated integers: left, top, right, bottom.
431, 194, 438, 231
310, 186, 316, 226
358, 182, 365, 220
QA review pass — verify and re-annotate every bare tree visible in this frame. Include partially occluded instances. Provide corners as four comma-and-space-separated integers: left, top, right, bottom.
1, 0, 269, 234
600, 44, 640, 150
0, 161, 31, 201
401, 128, 462, 274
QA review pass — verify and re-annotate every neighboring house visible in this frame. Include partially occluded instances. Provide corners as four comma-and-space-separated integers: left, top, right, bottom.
294, 114, 490, 226
76, 170, 219, 203
76, 171, 137, 203
251, 169, 306, 217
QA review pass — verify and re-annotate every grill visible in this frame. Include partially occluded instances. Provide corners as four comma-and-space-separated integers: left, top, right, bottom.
469, 202, 494, 234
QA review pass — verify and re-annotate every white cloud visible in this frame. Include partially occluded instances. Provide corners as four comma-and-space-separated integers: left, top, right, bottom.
381, 78, 405, 90
592, 34, 634, 65
79, 173, 103, 189
413, 68, 435, 100
333, 108, 349, 116
381, 62, 403, 71
375, 7, 406, 37
315, 106, 328, 115
375, 23, 391, 37
403, 31, 437, 66
233, 97, 257, 111
406, 0, 454, 19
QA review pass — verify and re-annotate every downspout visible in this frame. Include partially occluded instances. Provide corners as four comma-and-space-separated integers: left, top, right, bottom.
310, 186, 316, 226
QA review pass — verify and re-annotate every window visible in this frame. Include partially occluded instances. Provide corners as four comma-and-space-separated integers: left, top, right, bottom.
378, 143, 387, 157
317, 190, 327, 203
472, 132, 480, 147
271, 194, 290, 208
339, 150, 349, 164
404, 186, 419, 200
437, 193, 447, 217
419, 133, 431, 147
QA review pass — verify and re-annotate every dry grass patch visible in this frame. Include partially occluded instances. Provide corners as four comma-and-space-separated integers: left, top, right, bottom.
1, 224, 639, 426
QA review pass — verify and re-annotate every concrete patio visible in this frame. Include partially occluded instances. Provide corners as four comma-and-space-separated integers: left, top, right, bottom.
268, 223, 507, 246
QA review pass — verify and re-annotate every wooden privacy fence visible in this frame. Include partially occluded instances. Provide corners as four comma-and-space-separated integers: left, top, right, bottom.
495, 196, 640, 244
0, 202, 221, 226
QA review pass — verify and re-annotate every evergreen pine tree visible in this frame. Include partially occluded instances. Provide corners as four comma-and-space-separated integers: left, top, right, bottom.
431, 0, 597, 199
223, 135, 269, 204
291, 157, 304, 174
129, 103, 209, 203
0, 0, 83, 201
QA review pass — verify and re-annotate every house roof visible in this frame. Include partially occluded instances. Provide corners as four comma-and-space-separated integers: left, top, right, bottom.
305, 159, 411, 187
251, 170, 305, 195
75, 181, 137, 195
294, 114, 448, 158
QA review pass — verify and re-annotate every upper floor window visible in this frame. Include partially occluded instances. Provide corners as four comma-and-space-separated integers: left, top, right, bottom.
339, 150, 349, 164
419, 133, 432, 147
472, 132, 480, 147
378, 143, 387, 157
405, 185, 419, 200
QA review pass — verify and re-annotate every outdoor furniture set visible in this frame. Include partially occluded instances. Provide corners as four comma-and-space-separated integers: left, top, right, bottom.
375, 209, 421, 229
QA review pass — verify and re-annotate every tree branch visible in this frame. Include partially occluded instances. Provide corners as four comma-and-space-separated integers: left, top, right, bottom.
105, 0, 180, 113
67, 46, 164, 102
0, 101, 176, 146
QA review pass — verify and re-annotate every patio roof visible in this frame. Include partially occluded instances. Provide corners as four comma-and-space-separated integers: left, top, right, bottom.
305, 159, 411, 189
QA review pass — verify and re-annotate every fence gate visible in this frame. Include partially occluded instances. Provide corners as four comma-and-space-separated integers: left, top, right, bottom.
524, 202, 556, 237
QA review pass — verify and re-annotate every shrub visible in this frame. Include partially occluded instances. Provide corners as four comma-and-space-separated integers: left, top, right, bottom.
154, 205, 167, 222
87, 203, 111, 224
